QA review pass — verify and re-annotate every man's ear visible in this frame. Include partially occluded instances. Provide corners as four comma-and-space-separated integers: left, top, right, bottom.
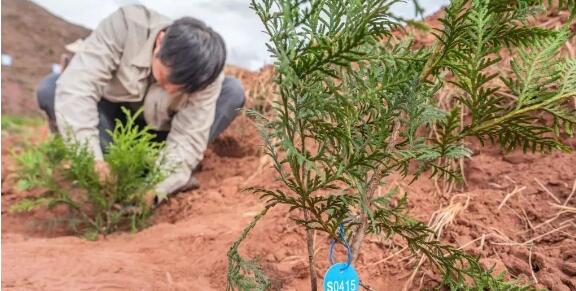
154, 31, 165, 55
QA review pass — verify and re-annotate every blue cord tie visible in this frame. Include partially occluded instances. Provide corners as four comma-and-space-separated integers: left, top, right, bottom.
328, 223, 353, 270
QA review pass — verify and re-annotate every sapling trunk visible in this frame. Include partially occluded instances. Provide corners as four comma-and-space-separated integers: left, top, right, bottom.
304, 209, 318, 291
351, 120, 401, 261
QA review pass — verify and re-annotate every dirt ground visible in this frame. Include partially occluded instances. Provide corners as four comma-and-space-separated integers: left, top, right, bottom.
2, 67, 575, 290
2, 1, 576, 291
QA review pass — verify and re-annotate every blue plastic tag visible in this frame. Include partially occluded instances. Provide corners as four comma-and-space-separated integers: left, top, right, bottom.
323, 262, 360, 291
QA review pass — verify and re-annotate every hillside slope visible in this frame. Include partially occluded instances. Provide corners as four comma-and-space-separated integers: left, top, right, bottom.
1, 0, 90, 116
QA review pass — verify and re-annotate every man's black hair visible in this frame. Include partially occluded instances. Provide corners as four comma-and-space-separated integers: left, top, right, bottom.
157, 17, 226, 93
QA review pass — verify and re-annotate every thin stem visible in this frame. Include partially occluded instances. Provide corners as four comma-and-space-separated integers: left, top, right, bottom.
228, 203, 277, 253
462, 91, 576, 138
227, 203, 277, 291
351, 120, 401, 261
298, 100, 318, 290
419, 43, 442, 81
304, 209, 318, 291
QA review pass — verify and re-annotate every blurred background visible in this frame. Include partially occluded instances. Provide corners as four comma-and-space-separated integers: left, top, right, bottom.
0, 0, 448, 117
29, 0, 450, 70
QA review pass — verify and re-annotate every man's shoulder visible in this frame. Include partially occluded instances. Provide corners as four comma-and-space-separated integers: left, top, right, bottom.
117, 5, 171, 29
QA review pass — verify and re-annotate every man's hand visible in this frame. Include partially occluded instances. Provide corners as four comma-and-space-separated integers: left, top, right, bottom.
143, 190, 157, 210
94, 160, 111, 183
112, 191, 157, 215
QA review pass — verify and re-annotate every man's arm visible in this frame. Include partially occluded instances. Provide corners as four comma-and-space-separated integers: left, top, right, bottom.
55, 8, 128, 160
155, 73, 224, 198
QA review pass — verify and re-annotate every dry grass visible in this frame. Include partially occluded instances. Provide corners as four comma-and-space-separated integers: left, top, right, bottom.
402, 194, 470, 291
534, 178, 562, 204
498, 186, 526, 210
488, 179, 575, 247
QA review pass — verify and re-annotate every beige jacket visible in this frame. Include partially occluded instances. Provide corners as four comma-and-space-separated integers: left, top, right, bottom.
55, 5, 223, 196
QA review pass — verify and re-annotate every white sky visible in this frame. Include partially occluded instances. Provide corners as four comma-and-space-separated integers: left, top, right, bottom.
31, 0, 449, 70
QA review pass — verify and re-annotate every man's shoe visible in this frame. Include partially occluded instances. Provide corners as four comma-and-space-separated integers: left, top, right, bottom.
179, 175, 200, 193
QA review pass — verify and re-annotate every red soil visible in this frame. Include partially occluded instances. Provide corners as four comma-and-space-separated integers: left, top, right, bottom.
2, 72, 575, 290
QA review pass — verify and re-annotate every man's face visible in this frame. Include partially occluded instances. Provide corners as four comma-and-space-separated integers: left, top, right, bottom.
152, 31, 183, 95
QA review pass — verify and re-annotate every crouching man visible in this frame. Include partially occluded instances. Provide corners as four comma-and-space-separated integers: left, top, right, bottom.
36, 5, 245, 206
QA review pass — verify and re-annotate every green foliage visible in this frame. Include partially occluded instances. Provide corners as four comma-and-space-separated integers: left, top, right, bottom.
106, 108, 165, 204
427, 0, 576, 153
12, 108, 165, 237
1, 115, 44, 133
227, 204, 274, 291
13, 147, 52, 191
227, 0, 575, 289
228, 0, 576, 290
9, 197, 51, 213
445, 270, 536, 290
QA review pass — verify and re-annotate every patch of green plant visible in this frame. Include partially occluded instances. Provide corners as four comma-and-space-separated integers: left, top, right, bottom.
444, 268, 541, 291
227, 0, 575, 290
227, 204, 274, 291
1, 115, 44, 133
12, 108, 165, 237
9, 197, 51, 213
